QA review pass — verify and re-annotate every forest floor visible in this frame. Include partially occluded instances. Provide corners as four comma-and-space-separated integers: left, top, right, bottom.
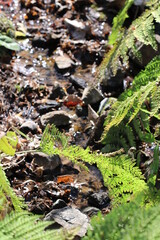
0, 0, 152, 238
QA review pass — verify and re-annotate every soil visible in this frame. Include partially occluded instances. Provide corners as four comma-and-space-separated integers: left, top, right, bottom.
0, 0, 115, 219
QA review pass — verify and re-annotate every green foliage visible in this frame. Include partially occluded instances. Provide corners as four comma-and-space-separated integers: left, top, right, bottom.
0, 13, 20, 51
0, 131, 18, 156
0, 13, 15, 37
40, 124, 68, 150
83, 196, 160, 240
97, 0, 160, 80
102, 56, 160, 152
0, 35, 20, 51
0, 130, 74, 240
40, 124, 147, 206
0, 131, 23, 213
0, 165, 24, 213
109, 0, 134, 45
0, 211, 64, 240
95, 153, 148, 206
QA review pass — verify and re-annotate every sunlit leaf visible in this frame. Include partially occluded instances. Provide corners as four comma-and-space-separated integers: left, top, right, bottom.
0, 34, 20, 51
0, 131, 18, 156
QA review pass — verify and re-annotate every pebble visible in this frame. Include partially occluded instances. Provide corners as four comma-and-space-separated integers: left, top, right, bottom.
55, 54, 74, 70
82, 206, 100, 217
76, 105, 88, 117
38, 100, 60, 114
88, 191, 110, 209
70, 75, 87, 89
64, 18, 89, 40
52, 199, 67, 209
20, 120, 38, 134
44, 206, 89, 237
40, 110, 71, 128
49, 82, 67, 100
32, 152, 61, 171
82, 86, 104, 105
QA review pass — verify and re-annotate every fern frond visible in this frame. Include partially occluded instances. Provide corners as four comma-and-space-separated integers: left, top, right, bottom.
0, 211, 65, 240
40, 125, 147, 206
96, 154, 147, 206
102, 57, 160, 148
40, 124, 68, 152
96, 41, 122, 83
97, 0, 160, 80
0, 165, 24, 213
102, 122, 136, 152
103, 80, 157, 135
83, 198, 160, 240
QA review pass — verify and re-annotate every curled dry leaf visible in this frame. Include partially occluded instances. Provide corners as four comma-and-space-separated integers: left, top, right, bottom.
64, 95, 83, 108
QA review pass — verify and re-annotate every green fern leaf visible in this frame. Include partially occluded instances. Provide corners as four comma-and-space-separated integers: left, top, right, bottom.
0, 165, 24, 212
98, 0, 160, 79
102, 56, 160, 149
83, 198, 160, 240
0, 211, 65, 240
40, 125, 147, 206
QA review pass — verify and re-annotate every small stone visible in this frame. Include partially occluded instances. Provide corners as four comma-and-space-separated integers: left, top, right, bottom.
82, 207, 100, 217
70, 75, 87, 89
88, 191, 110, 209
32, 36, 47, 48
55, 54, 74, 70
44, 206, 89, 237
64, 18, 89, 40
20, 120, 38, 134
52, 199, 67, 209
38, 100, 60, 114
49, 83, 67, 100
102, 69, 124, 88
82, 86, 104, 105
76, 105, 88, 117
32, 152, 61, 171
40, 110, 71, 128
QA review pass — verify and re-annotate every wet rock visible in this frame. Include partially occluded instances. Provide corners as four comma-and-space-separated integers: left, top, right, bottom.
49, 83, 67, 100
82, 207, 100, 217
76, 105, 88, 117
88, 104, 98, 123
131, 43, 160, 68
38, 100, 60, 114
32, 33, 60, 49
55, 54, 74, 70
20, 120, 38, 134
32, 152, 61, 171
87, 113, 107, 146
64, 18, 90, 40
44, 206, 89, 237
88, 191, 110, 209
70, 75, 87, 89
82, 86, 104, 105
32, 36, 47, 48
52, 199, 67, 209
102, 69, 124, 88
40, 110, 71, 127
